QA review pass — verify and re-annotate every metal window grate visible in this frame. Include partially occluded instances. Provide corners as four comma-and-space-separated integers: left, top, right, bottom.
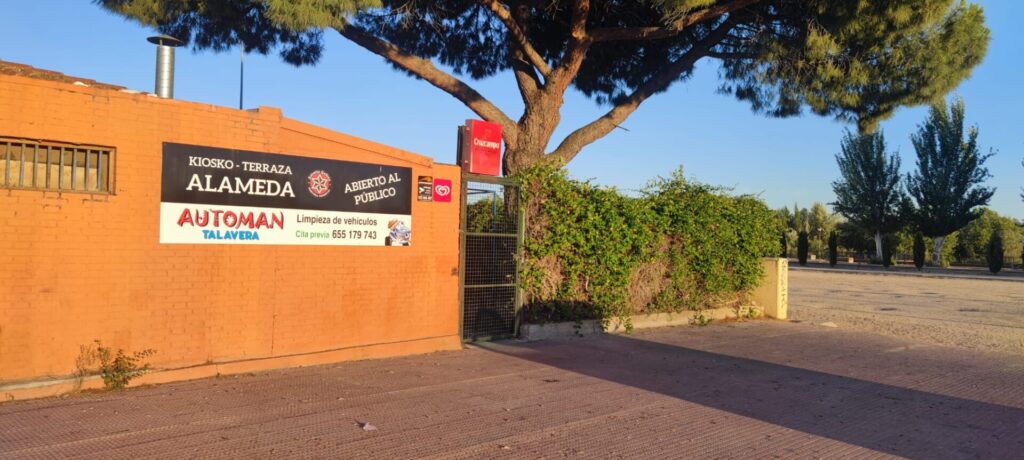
0, 138, 113, 193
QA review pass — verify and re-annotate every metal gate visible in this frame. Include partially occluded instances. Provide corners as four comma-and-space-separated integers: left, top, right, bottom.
460, 174, 522, 341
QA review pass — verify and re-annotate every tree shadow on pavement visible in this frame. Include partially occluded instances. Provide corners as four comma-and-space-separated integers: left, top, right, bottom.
480, 333, 1024, 458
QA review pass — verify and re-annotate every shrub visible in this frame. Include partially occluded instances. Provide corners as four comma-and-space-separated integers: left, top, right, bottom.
827, 231, 838, 266
78, 340, 157, 390
913, 233, 926, 270
988, 231, 1003, 274
797, 231, 809, 266
519, 167, 778, 325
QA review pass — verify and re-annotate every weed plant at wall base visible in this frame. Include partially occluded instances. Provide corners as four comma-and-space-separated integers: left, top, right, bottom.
77, 341, 157, 391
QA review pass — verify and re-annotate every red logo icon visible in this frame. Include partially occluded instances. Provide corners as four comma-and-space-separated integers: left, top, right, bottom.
433, 178, 452, 202
307, 170, 332, 198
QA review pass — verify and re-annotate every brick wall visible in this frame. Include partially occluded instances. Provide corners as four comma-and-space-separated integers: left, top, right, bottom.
0, 74, 463, 385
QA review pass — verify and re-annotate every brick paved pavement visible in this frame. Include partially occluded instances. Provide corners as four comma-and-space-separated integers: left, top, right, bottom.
2, 321, 1022, 459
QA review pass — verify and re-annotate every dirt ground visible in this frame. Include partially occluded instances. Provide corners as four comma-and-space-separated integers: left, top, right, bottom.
789, 269, 1024, 354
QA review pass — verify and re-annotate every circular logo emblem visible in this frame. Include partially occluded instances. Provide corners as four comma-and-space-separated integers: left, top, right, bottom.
434, 184, 451, 197
307, 170, 332, 198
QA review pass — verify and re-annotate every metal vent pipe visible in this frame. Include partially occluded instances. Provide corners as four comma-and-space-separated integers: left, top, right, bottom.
147, 35, 184, 99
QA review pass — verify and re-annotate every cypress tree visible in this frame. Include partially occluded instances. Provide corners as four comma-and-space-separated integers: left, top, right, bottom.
780, 232, 789, 259
987, 231, 1003, 274
913, 233, 926, 270
797, 231, 809, 266
828, 231, 838, 267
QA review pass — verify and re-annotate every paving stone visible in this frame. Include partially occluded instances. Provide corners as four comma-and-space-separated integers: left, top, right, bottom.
1, 321, 1021, 458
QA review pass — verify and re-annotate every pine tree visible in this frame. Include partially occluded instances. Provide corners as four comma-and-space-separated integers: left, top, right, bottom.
97, 0, 990, 175
828, 231, 838, 267
913, 233, 926, 270
987, 231, 1003, 274
906, 98, 995, 266
831, 130, 907, 261
797, 231, 809, 266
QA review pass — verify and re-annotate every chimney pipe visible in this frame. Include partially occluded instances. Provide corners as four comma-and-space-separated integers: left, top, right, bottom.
147, 35, 184, 99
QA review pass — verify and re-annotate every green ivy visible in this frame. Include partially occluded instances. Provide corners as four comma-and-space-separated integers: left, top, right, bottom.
518, 167, 779, 325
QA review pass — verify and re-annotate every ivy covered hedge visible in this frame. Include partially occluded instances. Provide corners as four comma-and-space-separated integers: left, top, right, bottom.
519, 167, 779, 325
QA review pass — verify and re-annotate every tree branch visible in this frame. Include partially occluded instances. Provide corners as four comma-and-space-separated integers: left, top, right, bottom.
481, 0, 551, 77
590, 0, 759, 42
546, 0, 592, 96
706, 51, 756, 60
548, 18, 738, 165
509, 2, 542, 103
334, 24, 518, 143
511, 50, 542, 102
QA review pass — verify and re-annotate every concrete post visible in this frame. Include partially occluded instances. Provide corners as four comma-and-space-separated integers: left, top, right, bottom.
752, 257, 788, 319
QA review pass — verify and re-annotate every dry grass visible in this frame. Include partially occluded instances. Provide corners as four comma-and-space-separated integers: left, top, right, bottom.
528, 254, 564, 302
628, 257, 669, 312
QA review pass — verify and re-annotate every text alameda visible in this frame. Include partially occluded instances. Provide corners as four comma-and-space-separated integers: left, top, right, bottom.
186, 174, 295, 197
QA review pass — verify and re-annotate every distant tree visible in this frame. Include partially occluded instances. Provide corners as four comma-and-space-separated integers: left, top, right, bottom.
953, 208, 1023, 264
791, 203, 809, 233
774, 207, 793, 231
466, 197, 509, 232
808, 202, 838, 257
808, 203, 829, 238
779, 232, 788, 259
831, 130, 907, 261
98, 0, 991, 176
906, 98, 995, 266
913, 233, 926, 270
881, 234, 893, 267
836, 221, 875, 257
797, 231, 809, 266
987, 231, 1003, 274
933, 231, 961, 267
827, 231, 838, 267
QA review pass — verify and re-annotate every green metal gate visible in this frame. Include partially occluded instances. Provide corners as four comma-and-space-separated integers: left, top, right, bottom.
459, 174, 523, 341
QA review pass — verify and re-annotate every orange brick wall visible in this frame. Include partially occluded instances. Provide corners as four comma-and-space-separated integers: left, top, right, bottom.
0, 74, 463, 384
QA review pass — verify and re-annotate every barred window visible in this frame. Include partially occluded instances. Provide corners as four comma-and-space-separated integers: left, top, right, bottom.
0, 138, 113, 193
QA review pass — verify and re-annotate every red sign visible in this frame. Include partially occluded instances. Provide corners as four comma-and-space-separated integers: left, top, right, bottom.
433, 178, 452, 202
460, 119, 502, 176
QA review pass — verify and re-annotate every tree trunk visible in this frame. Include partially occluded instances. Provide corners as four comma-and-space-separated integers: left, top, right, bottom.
502, 145, 546, 177
501, 143, 548, 244
932, 235, 947, 266
873, 232, 883, 263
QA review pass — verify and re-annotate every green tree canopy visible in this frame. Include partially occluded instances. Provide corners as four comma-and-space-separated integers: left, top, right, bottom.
808, 202, 837, 242
953, 208, 1023, 263
906, 97, 994, 264
831, 130, 906, 258
97, 0, 989, 174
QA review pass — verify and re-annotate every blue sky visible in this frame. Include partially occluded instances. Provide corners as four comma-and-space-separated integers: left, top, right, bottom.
1, 1, 1021, 219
